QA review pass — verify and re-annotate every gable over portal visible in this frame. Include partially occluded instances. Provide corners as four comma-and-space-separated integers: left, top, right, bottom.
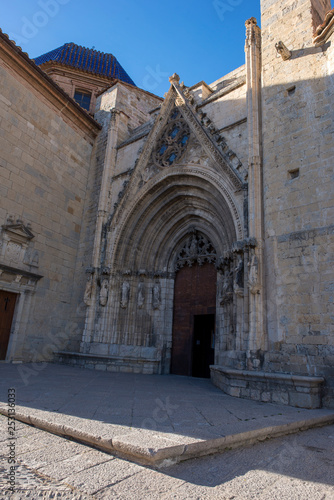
106, 73, 246, 276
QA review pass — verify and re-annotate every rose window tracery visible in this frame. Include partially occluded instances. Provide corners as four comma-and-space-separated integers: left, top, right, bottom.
153, 108, 190, 167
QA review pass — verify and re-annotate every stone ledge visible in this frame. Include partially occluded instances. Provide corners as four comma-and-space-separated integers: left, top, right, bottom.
56, 351, 160, 374
210, 365, 325, 409
1, 404, 334, 468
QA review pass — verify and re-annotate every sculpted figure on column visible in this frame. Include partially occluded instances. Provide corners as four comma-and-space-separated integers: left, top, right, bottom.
248, 254, 260, 294
152, 281, 161, 309
84, 275, 93, 306
120, 281, 130, 309
99, 278, 109, 306
137, 281, 145, 308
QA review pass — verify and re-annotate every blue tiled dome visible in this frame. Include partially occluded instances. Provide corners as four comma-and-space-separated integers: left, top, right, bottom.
33, 43, 136, 86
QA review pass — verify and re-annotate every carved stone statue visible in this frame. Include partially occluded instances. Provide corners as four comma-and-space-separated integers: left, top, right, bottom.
99, 278, 109, 307
223, 270, 233, 295
219, 269, 233, 304
120, 281, 130, 309
189, 234, 198, 257
137, 281, 145, 308
152, 281, 161, 309
234, 256, 244, 297
84, 275, 93, 306
248, 254, 260, 294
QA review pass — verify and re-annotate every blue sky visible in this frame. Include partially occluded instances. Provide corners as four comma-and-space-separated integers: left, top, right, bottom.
1, 0, 261, 96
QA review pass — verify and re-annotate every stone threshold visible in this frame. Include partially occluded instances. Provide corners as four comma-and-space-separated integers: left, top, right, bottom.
1, 404, 333, 468
211, 365, 325, 409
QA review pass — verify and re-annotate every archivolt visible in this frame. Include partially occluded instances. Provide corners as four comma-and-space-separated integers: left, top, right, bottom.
109, 167, 244, 272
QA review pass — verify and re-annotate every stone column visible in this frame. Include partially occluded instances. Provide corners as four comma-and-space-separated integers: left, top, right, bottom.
245, 18, 267, 357
81, 109, 121, 347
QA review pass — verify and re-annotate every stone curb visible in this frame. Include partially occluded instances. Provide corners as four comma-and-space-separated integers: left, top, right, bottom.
1, 406, 334, 468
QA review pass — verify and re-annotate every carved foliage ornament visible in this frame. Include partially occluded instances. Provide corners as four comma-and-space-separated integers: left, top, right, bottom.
153, 108, 190, 168
175, 231, 217, 271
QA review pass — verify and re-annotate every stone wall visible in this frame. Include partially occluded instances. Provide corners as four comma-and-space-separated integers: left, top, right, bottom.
261, 0, 334, 406
0, 40, 99, 361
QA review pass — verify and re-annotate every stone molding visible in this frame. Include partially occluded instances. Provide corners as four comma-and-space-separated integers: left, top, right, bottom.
313, 8, 334, 45
197, 76, 246, 108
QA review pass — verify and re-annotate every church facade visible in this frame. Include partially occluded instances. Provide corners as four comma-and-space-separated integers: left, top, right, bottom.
0, 0, 333, 409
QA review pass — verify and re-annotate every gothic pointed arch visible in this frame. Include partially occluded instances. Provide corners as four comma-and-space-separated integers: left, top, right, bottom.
108, 167, 241, 275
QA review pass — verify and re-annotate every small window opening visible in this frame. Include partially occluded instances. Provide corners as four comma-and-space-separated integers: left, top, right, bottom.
74, 90, 91, 111
288, 168, 300, 180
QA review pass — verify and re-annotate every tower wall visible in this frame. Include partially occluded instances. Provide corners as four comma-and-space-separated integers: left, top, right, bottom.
260, 0, 334, 406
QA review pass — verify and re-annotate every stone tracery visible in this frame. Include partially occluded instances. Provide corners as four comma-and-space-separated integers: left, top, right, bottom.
153, 108, 190, 167
175, 230, 217, 271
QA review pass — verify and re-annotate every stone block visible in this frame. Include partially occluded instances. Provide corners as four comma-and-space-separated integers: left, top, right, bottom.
240, 388, 251, 398
250, 389, 261, 401
89, 344, 109, 356
120, 366, 132, 373
142, 365, 154, 375
228, 387, 241, 398
95, 363, 107, 371
261, 392, 272, 402
119, 345, 141, 358
109, 344, 120, 356
272, 391, 289, 405
107, 365, 120, 373
140, 347, 158, 360
289, 392, 319, 409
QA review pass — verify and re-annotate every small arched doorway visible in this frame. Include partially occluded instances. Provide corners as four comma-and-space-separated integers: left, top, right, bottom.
171, 262, 217, 377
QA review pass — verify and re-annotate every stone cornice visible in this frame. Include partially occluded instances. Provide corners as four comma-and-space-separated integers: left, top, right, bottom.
187, 80, 214, 93
313, 8, 334, 45
197, 76, 246, 108
0, 30, 101, 142
0, 263, 43, 281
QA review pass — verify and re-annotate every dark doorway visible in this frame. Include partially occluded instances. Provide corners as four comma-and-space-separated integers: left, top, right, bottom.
192, 314, 215, 378
0, 291, 18, 360
171, 263, 217, 376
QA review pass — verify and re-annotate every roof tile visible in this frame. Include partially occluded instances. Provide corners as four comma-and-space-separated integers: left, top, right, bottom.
33, 43, 136, 86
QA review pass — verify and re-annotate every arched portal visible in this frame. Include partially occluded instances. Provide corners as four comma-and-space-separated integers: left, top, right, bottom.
84, 168, 245, 375
171, 262, 217, 377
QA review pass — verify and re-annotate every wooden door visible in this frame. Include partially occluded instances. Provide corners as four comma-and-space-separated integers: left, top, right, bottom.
0, 291, 18, 360
171, 263, 216, 376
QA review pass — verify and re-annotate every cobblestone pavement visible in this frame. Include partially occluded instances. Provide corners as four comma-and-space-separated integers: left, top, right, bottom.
1, 415, 334, 499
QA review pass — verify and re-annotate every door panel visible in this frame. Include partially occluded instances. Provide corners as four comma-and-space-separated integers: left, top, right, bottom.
0, 291, 18, 360
171, 263, 216, 376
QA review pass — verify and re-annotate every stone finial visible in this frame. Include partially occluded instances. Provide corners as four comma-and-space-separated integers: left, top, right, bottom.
275, 41, 292, 61
169, 73, 180, 84
245, 17, 258, 27
245, 17, 261, 46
